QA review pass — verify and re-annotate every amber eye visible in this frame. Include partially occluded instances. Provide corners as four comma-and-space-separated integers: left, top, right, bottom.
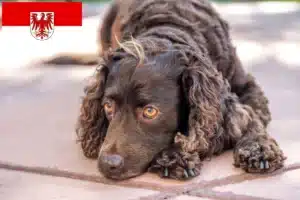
104, 102, 114, 114
143, 106, 159, 119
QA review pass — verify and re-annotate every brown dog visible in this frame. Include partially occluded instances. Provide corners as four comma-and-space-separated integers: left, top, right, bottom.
47, 0, 286, 180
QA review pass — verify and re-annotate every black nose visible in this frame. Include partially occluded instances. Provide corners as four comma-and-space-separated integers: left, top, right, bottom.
99, 153, 124, 173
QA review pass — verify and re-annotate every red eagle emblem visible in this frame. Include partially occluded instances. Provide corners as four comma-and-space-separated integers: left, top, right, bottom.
30, 12, 54, 40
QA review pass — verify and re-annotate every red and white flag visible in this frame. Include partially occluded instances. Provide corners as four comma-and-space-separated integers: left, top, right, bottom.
2, 2, 82, 40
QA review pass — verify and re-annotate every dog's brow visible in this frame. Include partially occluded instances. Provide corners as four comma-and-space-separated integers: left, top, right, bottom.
135, 93, 152, 105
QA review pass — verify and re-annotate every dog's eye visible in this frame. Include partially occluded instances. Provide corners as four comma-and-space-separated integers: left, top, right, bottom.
143, 106, 159, 119
104, 102, 114, 114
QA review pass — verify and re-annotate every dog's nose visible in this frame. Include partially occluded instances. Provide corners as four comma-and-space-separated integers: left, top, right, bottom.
99, 153, 124, 173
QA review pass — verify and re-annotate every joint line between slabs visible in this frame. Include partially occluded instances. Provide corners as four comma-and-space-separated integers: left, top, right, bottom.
0, 161, 299, 200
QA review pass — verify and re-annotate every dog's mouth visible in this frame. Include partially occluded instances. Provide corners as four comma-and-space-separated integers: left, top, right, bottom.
97, 157, 147, 180
98, 159, 153, 181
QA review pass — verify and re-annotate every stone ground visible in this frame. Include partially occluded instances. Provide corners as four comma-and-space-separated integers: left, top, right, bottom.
0, 2, 300, 200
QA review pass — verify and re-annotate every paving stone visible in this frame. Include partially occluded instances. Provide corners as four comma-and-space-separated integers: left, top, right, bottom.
214, 169, 300, 200
172, 195, 212, 200
0, 169, 158, 200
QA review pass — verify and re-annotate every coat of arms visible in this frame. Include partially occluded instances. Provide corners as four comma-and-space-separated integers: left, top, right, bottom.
30, 12, 54, 41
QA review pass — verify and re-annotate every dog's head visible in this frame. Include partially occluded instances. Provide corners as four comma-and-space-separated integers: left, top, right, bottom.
77, 39, 223, 180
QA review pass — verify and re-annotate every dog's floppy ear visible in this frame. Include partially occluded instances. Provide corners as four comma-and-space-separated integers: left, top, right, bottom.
176, 56, 223, 156
76, 64, 109, 159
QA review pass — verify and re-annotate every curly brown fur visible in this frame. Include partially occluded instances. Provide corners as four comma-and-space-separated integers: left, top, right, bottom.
76, 64, 109, 158
74, 0, 285, 180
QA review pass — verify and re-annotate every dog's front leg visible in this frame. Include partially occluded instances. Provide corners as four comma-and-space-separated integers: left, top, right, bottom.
222, 93, 286, 173
148, 133, 203, 180
233, 124, 286, 173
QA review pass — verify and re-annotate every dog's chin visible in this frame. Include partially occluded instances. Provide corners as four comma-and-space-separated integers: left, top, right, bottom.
101, 170, 144, 181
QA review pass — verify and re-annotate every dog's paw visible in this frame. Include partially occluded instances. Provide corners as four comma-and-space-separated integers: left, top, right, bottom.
234, 137, 286, 173
148, 148, 202, 180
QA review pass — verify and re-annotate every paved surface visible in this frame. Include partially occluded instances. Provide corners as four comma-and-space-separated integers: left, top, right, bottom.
0, 2, 300, 200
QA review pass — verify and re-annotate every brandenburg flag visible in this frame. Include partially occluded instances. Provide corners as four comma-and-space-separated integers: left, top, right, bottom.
1, 2, 82, 40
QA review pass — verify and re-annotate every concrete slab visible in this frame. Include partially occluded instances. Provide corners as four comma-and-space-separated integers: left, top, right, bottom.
0, 169, 158, 200
214, 169, 300, 200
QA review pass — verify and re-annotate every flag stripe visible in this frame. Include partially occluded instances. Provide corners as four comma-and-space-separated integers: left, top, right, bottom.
2, 2, 82, 26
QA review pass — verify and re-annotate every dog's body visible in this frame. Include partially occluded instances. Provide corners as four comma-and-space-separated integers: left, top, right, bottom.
55, 0, 286, 180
